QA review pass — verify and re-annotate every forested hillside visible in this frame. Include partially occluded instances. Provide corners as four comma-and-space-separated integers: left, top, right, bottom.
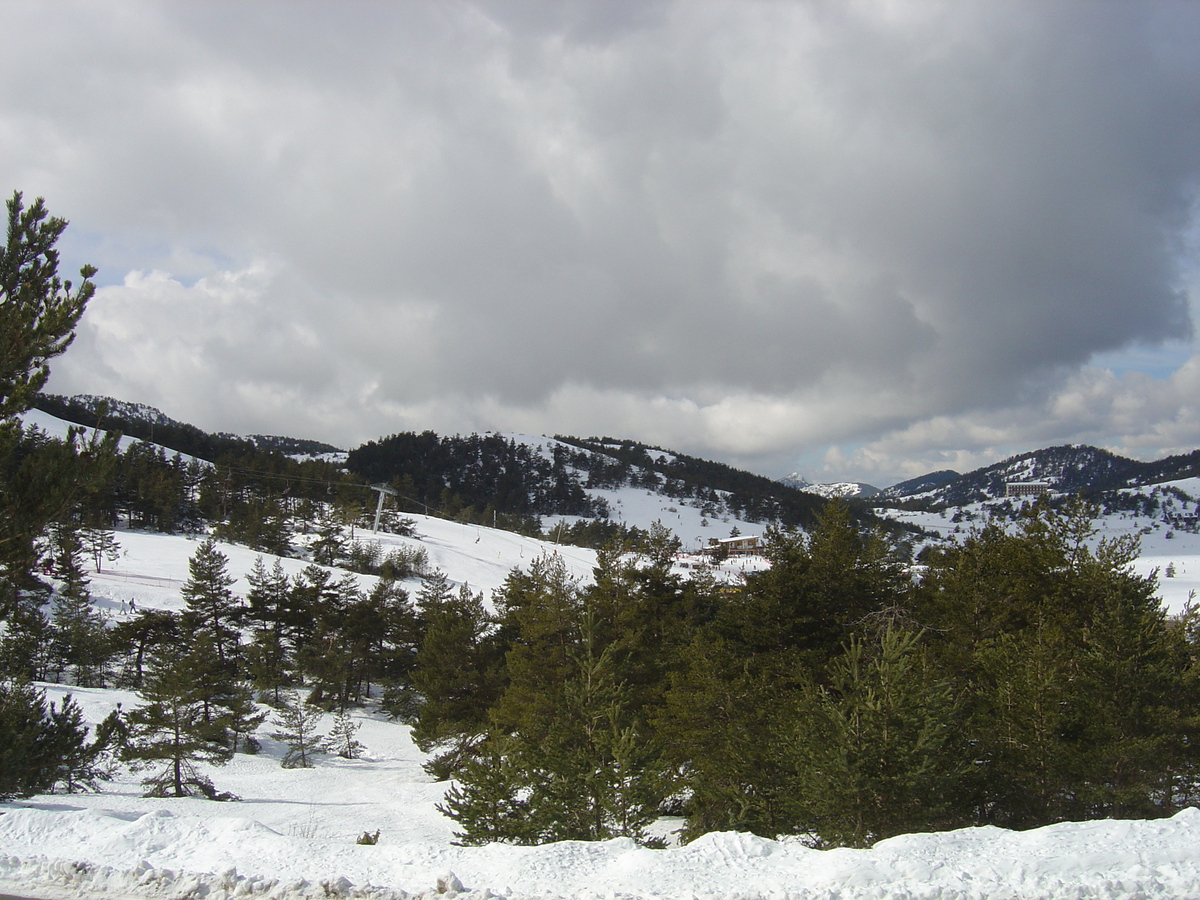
21, 398, 853, 552
878, 443, 1200, 509
555, 436, 834, 527
346, 431, 606, 529
34, 393, 343, 461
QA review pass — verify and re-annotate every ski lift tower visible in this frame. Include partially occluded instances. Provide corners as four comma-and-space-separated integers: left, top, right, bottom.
370, 483, 398, 533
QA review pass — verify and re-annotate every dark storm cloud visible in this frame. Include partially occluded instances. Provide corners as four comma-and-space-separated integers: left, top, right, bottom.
2, 0, 1199, 480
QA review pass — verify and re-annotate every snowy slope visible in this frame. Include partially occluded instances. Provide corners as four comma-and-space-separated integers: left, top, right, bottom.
20, 407, 144, 453
85, 519, 599, 616
499, 432, 774, 546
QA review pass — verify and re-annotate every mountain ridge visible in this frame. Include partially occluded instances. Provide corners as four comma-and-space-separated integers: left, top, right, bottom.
875, 444, 1200, 508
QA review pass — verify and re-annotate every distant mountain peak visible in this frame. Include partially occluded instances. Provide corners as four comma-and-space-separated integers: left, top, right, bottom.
780, 473, 879, 499
779, 472, 812, 489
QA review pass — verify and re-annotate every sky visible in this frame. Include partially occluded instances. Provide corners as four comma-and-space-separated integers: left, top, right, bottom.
4, 0, 1200, 487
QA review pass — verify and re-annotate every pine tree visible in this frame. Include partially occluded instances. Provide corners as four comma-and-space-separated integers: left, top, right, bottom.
309, 508, 347, 566
798, 627, 962, 847
246, 556, 290, 626
0, 597, 53, 680
437, 734, 535, 845
271, 690, 329, 768
967, 625, 1074, 827
0, 191, 95, 417
108, 609, 178, 689
43, 695, 123, 793
658, 633, 797, 840
0, 192, 119, 797
410, 579, 504, 779
246, 627, 292, 706
80, 525, 120, 572
223, 682, 267, 754
529, 601, 670, 844
328, 710, 364, 759
490, 555, 582, 739
295, 573, 365, 710
0, 679, 105, 799
441, 593, 669, 845
914, 501, 1199, 830
0, 192, 114, 623
284, 563, 339, 657
244, 556, 296, 702
180, 538, 241, 667
367, 577, 424, 707
1071, 545, 1184, 820
48, 521, 109, 686
121, 648, 235, 799
733, 502, 904, 676
416, 568, 455, 613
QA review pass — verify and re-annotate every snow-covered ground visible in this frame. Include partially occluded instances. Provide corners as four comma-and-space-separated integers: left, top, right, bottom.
4, 515, 1200, 899
6, 674, 1200, 900
84, 519, 599, 618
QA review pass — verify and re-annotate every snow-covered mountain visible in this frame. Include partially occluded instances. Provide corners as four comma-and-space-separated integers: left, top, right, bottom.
780, 473, 879, 499
876, 444, 1200, 507
38, 394, 842, 542
35, 393, 345, 461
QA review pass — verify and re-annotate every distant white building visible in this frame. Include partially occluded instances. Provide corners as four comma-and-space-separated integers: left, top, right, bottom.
708, 534, 761, 556
1006, 481, 1050, 499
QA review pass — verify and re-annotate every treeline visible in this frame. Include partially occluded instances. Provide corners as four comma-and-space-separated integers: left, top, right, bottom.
411, 501, 1200, 847
29, 398, 886, 548
18, 412, 696, 559
34, 393, 260, 461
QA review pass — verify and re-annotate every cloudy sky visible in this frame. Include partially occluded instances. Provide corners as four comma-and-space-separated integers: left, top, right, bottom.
4, 1, 1200, 486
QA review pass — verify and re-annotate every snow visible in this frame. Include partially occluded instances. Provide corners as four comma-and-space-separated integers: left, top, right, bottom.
5, 775, 1200, 900
5, 520, 1200, 899
83, 518, 598, 619
496, 432, 767, 552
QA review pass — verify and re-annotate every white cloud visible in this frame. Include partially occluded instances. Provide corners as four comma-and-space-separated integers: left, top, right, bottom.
10, 0, 1200, 483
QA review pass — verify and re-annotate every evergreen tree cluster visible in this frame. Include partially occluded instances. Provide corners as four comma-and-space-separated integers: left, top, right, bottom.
346, 431, 607, 526
410, 502, 1200, 848
68, 438, 376, 556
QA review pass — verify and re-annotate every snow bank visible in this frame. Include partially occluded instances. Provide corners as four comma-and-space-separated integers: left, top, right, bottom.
3, 804, 1200, 900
